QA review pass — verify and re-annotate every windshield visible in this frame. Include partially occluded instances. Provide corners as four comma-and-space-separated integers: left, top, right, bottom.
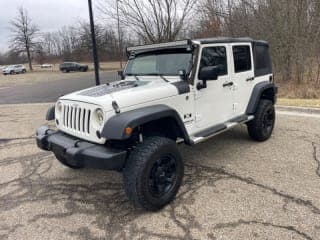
125, 50, 192, 76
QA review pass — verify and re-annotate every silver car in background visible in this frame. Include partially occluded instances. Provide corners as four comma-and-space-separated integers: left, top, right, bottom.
3, 64, 27, 75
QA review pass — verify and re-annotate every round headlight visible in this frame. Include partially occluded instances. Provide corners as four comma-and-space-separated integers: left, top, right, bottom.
57, 102, 63, 112
95, 108, 104, 125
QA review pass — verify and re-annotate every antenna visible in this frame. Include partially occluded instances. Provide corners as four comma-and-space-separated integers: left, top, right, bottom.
88, 0, 100, 86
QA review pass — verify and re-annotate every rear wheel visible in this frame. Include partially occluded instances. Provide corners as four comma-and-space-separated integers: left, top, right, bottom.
123, 136, 184, 211
247, 99, 275, 141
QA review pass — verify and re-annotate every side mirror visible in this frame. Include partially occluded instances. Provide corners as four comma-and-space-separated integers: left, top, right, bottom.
197, 66, 220, 90
198, 66, 219, 81
118, 70, 125, 80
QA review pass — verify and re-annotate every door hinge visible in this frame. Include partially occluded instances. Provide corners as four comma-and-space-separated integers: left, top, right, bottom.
195, 114, 202, 122
233, 103, 238, 112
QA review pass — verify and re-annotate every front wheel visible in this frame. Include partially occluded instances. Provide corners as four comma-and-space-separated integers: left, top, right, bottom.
123, 136, 184, 211
247, 99, 275, 141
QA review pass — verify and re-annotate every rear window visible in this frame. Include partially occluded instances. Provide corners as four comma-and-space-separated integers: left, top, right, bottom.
253, 44, 272, 76
233, 46, 252, 73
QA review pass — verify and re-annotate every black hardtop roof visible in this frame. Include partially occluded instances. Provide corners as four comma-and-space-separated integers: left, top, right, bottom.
195, 37, 269, 45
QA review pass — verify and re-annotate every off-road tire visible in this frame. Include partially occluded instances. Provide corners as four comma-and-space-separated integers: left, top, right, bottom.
123, 136, 184, 211
247, 99, 275, 141
54, 153, 83, 169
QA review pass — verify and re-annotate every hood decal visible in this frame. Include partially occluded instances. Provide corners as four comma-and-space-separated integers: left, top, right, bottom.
78, 81, 148, 97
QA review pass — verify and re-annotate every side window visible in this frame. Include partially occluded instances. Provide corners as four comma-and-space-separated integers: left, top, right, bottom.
199, 46, 228, 77
233, 46, 252, 73
254, 44, 272, 76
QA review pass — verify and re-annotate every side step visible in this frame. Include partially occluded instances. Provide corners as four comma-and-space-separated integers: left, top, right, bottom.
190, 115, 254, 145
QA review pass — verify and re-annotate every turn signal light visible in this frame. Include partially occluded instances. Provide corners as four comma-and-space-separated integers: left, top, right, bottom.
125, 127, 133, 136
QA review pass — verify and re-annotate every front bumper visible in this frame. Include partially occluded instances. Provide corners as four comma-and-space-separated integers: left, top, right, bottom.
36, 126, 127, 170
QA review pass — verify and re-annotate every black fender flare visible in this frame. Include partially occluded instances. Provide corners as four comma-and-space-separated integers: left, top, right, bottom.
101, 105, 191, 144
46, 106, 55, 121
246, 81, 277, 114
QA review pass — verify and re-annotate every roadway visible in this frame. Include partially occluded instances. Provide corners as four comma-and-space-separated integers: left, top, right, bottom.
0, 71, 117, 104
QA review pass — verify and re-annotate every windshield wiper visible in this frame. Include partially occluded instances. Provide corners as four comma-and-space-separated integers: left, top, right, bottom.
159, 75, 169, 82
125, 73, 140, 81
138, 73, 170, 82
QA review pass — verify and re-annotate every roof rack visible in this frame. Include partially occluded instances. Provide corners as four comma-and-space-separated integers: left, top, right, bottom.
126, 39, 193, 55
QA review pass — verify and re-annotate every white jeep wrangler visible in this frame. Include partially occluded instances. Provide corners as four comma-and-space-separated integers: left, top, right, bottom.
36, 37, 277, 211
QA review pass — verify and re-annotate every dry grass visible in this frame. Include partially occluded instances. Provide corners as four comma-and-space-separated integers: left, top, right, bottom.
277, 81, 320, 99
277, 98, 320, 108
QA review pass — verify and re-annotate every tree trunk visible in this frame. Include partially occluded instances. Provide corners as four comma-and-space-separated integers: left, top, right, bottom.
26, 46, 33, 71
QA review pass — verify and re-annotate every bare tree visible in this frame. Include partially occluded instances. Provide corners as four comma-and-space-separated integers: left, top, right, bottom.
98, 0, 197, 44
9, 7, 39, 70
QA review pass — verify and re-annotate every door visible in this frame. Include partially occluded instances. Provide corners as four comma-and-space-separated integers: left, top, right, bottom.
194, 44, 235, 129
14, 65, 20, 73
231, 44, 255, 116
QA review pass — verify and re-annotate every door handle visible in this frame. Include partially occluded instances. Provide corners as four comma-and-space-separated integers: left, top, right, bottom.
223, 81, 234, 87
246, 77, 255, 82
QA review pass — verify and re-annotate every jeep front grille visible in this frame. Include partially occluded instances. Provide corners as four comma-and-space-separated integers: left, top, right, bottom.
62, 104, 91, 134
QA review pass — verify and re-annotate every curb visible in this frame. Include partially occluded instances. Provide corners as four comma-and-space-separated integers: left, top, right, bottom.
276, 105, 320, 115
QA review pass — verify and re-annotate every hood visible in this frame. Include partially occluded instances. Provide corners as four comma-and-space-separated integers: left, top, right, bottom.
4, 66, 13, 70
60, 77, 181, 111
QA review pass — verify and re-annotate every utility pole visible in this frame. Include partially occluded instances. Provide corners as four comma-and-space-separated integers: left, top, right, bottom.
227, 0, 233, 37
116, 0, 123, 69
88, 0, 100, 85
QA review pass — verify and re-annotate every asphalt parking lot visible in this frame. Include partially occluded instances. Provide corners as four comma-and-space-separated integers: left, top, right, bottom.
0, 71, 117, 104
0, 103, 320, 240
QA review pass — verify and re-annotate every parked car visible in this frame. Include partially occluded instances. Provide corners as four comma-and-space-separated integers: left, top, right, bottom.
41, 63, 53, 69
37, 37, 277, 211
59, 62, 88, 73
3, 65, 27, 75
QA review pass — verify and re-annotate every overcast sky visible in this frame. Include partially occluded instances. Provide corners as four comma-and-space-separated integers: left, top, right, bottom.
0, 0, 92, 52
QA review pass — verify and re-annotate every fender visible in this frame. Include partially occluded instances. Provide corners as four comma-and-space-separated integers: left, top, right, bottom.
46, 106, 55, 121
246, 81, 277, 114
101, 105, 191, 143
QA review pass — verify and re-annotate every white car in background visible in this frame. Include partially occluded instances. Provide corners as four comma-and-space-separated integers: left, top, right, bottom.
3, 64, 27, 75
41, 63, 53, 68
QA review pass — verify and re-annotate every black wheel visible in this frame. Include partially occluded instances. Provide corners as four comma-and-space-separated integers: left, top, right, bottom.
54, 153, 83, 169
22, 69, 26, 73
10, 71, 14, 75
247, 99, 275, 141
123, 136, 184, 211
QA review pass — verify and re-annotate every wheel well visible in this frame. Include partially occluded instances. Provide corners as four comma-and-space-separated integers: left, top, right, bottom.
106, 117, 187, 149
261, 87, 276, 103
141, 117, 185, 141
